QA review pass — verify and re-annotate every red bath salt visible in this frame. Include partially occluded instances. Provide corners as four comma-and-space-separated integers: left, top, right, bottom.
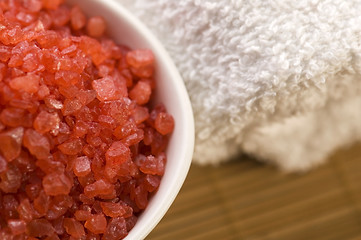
84, 213, 107, 234
8, 219, 27, 235
63, 218, 85, 238
0, 127, 24, 162
0, 1, 174, 239
87, 16, 106, 38
33, 110, 60, 134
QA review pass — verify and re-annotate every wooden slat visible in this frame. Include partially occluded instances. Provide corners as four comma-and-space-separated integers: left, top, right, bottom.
146, 144, 361, 240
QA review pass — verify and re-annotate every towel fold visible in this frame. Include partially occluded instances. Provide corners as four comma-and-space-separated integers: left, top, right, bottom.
120, 0, 361, 171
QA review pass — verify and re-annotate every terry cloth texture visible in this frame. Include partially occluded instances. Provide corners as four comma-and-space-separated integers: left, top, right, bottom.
120, 0, 361, 171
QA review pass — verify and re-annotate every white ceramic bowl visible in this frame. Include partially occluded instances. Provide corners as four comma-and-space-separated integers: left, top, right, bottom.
66, 0, 194, 239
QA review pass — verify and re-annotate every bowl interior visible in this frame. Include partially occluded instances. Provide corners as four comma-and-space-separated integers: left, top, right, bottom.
65, 0, 194, 239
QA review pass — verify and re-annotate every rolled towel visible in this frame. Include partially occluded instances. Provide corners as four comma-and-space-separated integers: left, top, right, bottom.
120, 0, 361, 171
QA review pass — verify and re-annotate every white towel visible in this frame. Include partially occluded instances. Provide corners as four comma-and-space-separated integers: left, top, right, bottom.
120, 0, 361, 171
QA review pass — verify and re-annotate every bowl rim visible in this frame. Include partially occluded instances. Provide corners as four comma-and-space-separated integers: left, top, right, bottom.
66, 0, 195, 239
115, 3, 195, 238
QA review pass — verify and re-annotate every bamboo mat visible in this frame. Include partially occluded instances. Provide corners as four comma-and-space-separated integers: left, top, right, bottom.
146, 144, 361, 240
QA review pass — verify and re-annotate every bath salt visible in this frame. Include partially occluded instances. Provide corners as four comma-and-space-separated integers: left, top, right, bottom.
0, 1, 174, 239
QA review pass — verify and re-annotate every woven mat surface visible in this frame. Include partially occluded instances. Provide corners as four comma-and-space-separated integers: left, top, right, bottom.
147, 144, 361, 240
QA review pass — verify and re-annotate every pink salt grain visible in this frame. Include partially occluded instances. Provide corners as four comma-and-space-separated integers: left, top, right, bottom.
62, 99, 83, 116
23, 0, 43, 13
42, 172, 72, 196
37, 85, 50, 99
92, 76, 127, 101
33, 191, 50, 215
0, 164, 22, 193
33, 110, 60, 134
126, 49, 155, 78
85, 214, 107, 234
129, 80, 152, 105
42, 0, 64, 10
103, 217, 128, 240
70, 5, 86, 30
50, 5, 70, 27
0, 155, 7, 172
106, 141, 130, 164
63, 218, 85, 238
8, 219, 27, 235
84, 179, 114, 198
135, 154, 166, 176
58, 138, 83, 155
73, 156, 91, 177
17, 198, 35, 222
126, 49, 154, 69
54, 71, 81, 87
100, 202, 132, 218
143, 174, 161, 192
74, 210, 92, 221
0, 127, 24, 162
9, 74, 40, 93
105, 141, 131, 179
155, 112, 175, 135
86, 16, 106, 38
26, 219, 55, 237
44, 97, 63, 110
0, 108, 33, 128
132, 106, 149, 124
23, 129, 50, 160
